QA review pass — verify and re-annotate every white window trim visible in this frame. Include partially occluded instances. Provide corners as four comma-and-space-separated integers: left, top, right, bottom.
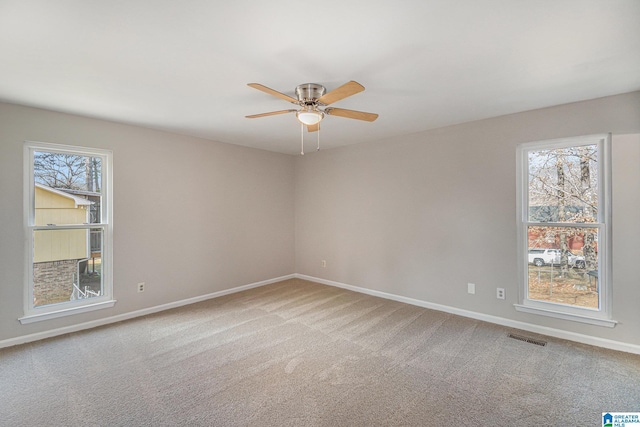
514, 134, 615, 327
20, 141, 115, 324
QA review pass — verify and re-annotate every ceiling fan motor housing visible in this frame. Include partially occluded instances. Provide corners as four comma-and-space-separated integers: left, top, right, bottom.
295, 83, 326, 104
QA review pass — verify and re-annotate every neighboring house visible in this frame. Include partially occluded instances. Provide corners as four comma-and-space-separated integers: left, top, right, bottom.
33, 184, 93, 305
34, 184, 92, 261
528, 205, 596, 251
527, 226, 597, 253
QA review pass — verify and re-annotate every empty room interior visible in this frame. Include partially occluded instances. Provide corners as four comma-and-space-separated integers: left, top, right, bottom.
1, 1, 639, 426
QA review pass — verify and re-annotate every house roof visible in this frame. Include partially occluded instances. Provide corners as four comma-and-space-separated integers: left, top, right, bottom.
1, 1, 639, 154
35, 184, 93, 208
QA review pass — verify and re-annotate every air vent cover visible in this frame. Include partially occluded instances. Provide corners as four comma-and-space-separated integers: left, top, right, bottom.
507, 333, 547, 347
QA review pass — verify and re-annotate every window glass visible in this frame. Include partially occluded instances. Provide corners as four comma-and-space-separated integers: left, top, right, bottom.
527, 225, 599, 309
527, 144, 598, 223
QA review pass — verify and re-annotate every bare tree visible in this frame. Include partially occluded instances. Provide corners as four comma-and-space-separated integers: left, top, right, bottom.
579, 146, 597, 270
34, 152, 101, 192
556, 157, 569, 276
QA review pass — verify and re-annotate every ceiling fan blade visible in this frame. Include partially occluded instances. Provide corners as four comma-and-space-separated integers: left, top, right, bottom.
245, 109, 297, 119
318, 81, 365, 105
247, 83, 298, 104
306, 123, 319, 132
325, 107, 378, 122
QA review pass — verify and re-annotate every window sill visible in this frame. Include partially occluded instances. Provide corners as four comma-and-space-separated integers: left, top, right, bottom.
514, 304, 617, 328
18, 299, 117, 324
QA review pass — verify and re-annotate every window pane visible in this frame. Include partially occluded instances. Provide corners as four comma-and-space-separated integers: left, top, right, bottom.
528, 145, 598, 223
527, 225, 598, 309
34, 151, 102, 225
33, 228, 103, 307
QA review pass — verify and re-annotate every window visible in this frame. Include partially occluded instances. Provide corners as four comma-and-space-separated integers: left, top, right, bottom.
515, 134, 615, 327
21, 142, 114, 324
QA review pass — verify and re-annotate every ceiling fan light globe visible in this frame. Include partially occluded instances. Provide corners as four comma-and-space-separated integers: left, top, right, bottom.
296, 110, 324, 125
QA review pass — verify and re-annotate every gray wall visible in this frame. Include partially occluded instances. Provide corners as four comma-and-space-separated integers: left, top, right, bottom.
2, 92, 639, 347
0, 102, 295, 341
295, 91, 640, 346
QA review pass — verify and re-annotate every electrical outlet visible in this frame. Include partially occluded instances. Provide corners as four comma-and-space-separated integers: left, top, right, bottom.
321, 260, 326, 268
496, 288, 505, 300
137, 282, 145, 293
467, 283, 475, 294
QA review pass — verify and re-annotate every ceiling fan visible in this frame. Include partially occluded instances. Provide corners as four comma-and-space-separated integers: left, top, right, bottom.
245, 81, 378, 134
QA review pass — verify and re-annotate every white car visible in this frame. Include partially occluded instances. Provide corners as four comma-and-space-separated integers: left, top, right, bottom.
528, 248, 586, 268
567, 251, 586, 269
528, 248, 560, 267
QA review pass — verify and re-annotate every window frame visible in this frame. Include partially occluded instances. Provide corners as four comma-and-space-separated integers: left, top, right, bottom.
514, 134, 615, 327
20, 141, 115, 324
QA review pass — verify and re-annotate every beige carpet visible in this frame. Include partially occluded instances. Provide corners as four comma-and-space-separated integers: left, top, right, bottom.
1, 278, 638, 426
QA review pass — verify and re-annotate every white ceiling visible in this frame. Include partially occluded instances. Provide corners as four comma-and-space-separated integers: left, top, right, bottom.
1, 1, 639, 155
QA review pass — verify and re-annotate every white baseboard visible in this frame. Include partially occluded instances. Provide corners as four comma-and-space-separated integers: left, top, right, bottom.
4, 273, 639, 355
0, 274, 295, 349
296, 274, 640, 355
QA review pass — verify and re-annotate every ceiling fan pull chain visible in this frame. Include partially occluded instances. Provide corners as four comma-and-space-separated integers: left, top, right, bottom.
317, 125, 320, 151
300, 123, 304, 155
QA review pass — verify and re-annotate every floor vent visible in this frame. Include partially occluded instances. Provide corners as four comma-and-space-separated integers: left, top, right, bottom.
507, 333, 547, 347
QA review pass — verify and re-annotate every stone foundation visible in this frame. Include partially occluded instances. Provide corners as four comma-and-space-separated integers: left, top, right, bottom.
33, 260, 77, 306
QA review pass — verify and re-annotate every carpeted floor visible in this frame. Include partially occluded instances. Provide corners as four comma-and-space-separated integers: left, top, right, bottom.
1, 278, 638, 426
